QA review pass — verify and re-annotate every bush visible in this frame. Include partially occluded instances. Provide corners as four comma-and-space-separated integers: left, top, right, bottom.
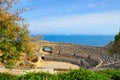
96, 69, 120, 80
109, 32, 120, 54
0, 73, 18, 80
0, 69, 120, 80
58, 69, 109, 80
19, 72, 56, 80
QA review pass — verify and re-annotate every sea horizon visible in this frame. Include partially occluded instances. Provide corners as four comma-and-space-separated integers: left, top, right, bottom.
31, 34, 114, 47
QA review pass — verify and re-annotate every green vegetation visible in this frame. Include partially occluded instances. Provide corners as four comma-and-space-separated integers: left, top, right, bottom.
0, 0, 33, 68
109, 31, 120, 54
0, 69, 120, 80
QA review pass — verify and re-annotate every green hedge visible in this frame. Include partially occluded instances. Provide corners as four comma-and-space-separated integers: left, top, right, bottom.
0, 69, 120, 80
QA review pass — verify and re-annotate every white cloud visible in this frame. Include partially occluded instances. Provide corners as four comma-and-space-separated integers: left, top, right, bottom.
87, 1, 105, 7
29, 11, 120, 34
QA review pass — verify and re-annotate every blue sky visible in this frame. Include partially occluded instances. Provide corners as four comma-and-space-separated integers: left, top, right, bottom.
17, 0, 120, 35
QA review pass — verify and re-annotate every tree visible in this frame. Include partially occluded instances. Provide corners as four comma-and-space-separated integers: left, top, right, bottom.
109, 31, 120, 55
0, 0, 33, 68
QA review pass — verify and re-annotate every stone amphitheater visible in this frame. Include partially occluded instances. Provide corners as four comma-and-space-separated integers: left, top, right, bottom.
33, 41, 120, 69
0, 41, 120, 75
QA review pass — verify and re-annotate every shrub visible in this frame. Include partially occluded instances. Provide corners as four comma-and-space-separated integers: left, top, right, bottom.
96, 69, 120, 80
0, 73, 18, 80
0, 69, 120, 80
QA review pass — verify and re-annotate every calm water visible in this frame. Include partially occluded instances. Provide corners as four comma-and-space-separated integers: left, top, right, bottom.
42, 35, 114, 47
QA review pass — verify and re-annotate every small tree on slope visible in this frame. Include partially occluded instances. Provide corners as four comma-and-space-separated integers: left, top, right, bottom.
109, 31, 120, 55
0, 0, 33, 68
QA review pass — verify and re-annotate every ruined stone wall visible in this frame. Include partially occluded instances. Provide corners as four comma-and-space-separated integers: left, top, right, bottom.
33, 41, 120, 69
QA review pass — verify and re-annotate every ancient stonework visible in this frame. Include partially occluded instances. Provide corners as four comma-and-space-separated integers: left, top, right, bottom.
29, 41, 120, 69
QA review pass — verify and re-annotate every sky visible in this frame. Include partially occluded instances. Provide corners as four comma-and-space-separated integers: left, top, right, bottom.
17, 0, 120, 35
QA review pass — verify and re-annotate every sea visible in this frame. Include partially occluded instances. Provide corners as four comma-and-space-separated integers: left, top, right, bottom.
32, 35, 114, 47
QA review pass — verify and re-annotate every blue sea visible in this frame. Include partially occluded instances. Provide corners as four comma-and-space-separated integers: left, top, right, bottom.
41, 35, 114, 47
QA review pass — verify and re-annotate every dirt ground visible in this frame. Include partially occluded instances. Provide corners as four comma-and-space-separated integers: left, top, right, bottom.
39, 61, 80, 69
0, 61, 80, 75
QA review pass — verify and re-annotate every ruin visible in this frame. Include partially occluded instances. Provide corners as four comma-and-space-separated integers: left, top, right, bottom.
0, 41, 120, 71
21, 41, 120, 69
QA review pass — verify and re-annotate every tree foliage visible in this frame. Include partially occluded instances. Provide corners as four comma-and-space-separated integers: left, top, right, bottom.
109, 31, 120, 55
0, 0, 32, 68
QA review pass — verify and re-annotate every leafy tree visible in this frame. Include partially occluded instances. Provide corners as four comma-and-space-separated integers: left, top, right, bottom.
109, 31, 120, 54
0, 0, 33, 68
